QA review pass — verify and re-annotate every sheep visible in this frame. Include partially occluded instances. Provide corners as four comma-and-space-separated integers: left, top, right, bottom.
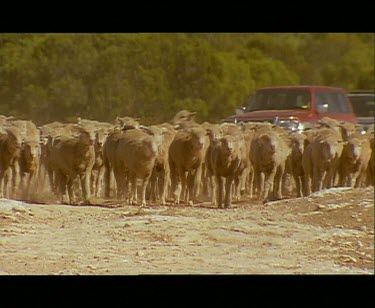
0, 126, 23, 198
236, 124, 255, 200
285, 132, 307, 197
210, 128, 243, 208
203, 124, 222, 203
4, 119, 39, 142
302, 128, 344, 195
317, 117, 356, 141
49, 127, 96, 204
73, 119, 113, 198
18, 139, 40, 200
338, 136, 372, 188
169, 126, 207, 205
103, 129, 124, 199
91, 129, 108, 198
148, 124, 177, 205
103, 117, 141, 198
114, 116, 140, 130
172, 110, 197, 126
250, 126, 291, 203
111, 128, 158, 206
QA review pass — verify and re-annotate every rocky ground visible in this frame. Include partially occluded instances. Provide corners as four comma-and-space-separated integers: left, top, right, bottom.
0, 186, 373, 275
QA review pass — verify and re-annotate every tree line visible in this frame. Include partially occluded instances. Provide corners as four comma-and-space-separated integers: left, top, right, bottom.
0, 33, 373, 125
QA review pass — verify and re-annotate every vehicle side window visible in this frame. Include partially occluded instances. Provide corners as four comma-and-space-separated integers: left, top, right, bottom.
349, 95, 375, 117
315, 91, 351, 114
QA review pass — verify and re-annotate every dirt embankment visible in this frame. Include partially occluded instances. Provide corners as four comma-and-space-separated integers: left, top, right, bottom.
0, 187, 373, 275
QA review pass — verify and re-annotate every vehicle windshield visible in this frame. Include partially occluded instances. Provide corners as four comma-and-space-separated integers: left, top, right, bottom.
348, 95, 375, 117
248, 90, 311, 111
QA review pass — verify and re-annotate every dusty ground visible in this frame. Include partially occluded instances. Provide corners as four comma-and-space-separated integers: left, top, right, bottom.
0, 187, 373, 275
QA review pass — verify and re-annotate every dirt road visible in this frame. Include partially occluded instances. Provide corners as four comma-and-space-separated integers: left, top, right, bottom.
0, 187, 373, 275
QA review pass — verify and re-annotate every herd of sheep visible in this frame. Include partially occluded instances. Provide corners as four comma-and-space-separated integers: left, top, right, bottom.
0, 111, 374, 208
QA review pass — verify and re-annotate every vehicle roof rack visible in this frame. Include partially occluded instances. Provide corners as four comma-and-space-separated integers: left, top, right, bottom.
348, 90, 374, 94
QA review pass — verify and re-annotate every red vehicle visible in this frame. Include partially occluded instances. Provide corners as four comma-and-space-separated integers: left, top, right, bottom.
223, 86, 357, 131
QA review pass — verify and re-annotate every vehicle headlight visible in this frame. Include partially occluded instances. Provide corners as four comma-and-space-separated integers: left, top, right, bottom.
275, 116, 301, 132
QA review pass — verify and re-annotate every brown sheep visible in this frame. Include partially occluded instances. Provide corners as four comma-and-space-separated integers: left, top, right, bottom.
19, 139, 40, 199
210, 129, 243, 208
103, 118, 141, 198
103, 129, 124, 198
218, 123, 251, 202
203, 124, 222, 203
338, 136, 372, 188
114, 116, 140, 130
285, 132, 307, 197
5, 119, 39, 142
91, 129, 108, 198
41, 123, 88, 196
236, 124, 256, 200
49, 128, 96, 204
302, 128, 343, 194
148, 124, 177, 205
0, 127, 23, 198
172, 110, 196, 126
250, 127, 291, 203
169, 126, 207, 205
111, 128, 158, 206
317, 117, 356, 141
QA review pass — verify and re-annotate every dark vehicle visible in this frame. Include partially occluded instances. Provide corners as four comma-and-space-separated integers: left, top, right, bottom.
223, 86, 357, 131
348, 90, 374, 132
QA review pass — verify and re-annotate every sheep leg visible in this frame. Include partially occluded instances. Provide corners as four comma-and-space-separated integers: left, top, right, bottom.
80, 172, 91, 204
25, 171, 35, 200
160, 167, 169, 206
215, 175, 223, 208
177, 168, 186, 205
248, 167, 254, 199
149, 170, 157, 204
293, 174, 303, 198
312, 167, 324, 192
0, 170, 5, 198
140, 175, 151, 207
210, 175, 216, 206
47, 166, 56, 194
192, 165, 203, 203
254, 166, 262, 200
95, 166, 104, 198
104, 160, 111, 198
113, 169, 124, 199
323, 164, 335, 189
66, 177, 75, 204
184, 171, 191, 205
258, 172, 265, 201
263, 169, 276, 203
11, 163, 20, 199
224, 175, 234, 208
57, 172, 67, 203
130, 174, 137, 205
354, 168, 364, 188
273, 164, 284, 200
